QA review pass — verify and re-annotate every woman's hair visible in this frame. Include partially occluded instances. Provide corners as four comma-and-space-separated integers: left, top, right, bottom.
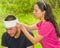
35, 1, 60, 37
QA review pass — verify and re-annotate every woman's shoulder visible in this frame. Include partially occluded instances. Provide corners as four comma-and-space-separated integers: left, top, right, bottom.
45, 21, 53, 25
36, 21, 42, 26
45, 21, 54, 28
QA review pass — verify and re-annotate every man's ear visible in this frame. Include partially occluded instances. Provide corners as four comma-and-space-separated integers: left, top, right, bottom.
16, 23, 20, 28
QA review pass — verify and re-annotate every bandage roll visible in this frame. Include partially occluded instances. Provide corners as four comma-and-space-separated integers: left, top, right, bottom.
4, 19, 18, 28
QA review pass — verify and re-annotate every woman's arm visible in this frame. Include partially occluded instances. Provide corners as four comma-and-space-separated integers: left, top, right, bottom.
21, 25, 43, 44
18, 22, 38, 30
2, 46, 8, 48
24, 24, 38, 30
27, 45, 34, 48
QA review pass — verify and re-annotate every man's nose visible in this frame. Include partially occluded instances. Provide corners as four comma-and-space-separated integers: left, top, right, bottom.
7, 30, 11, 33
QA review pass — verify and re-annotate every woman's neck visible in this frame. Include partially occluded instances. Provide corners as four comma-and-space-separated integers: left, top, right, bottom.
41, 17, 46, 23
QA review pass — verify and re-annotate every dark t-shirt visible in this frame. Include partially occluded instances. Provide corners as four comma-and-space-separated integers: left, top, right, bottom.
1, 31, 33, 48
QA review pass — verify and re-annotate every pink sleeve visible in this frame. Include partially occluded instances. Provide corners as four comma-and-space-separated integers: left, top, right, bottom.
38, 23, 53, 37
36, 21, 42, 28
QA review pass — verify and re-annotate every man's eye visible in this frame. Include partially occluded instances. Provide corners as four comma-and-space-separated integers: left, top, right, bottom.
6, 28, 12, 30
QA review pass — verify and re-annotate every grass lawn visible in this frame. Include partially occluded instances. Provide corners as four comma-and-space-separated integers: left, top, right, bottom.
0, 8, 60, 48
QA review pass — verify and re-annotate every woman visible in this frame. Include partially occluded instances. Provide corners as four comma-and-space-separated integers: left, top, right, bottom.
19, 1, 60, 48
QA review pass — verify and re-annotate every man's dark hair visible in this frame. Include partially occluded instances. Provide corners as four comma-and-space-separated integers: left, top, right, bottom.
5, 15, 16, 21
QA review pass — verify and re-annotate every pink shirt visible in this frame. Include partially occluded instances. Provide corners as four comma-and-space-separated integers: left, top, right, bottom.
36, 21, 60, 48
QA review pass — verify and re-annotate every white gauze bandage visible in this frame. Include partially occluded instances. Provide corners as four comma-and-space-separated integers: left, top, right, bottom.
4, 19, 18, 28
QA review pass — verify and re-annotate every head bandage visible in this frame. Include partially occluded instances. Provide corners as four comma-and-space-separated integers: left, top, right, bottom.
4, 19, 18, 28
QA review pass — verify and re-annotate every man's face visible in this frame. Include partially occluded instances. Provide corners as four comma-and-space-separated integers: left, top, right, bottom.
6, 26, 17, 37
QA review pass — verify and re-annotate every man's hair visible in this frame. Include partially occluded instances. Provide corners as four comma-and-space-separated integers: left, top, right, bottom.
5, 15, 16, 21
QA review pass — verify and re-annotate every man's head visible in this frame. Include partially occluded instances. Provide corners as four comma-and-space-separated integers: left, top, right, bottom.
4, 15, 18, 37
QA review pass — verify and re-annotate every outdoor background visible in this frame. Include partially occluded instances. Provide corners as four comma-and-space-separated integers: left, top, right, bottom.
0, 0, 60, 48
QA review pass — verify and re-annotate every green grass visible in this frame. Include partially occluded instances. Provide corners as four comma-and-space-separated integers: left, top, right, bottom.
0, 8, 60, 48
53, 8, 60, 25
0, 21, 5, 47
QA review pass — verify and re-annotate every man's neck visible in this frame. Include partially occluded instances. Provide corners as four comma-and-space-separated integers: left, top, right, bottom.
14, 30, 21, 39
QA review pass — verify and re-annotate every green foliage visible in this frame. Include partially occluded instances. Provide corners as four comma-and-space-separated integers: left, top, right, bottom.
0, 0, 37, 21
46, 0, 60, 8
0, 0, 36, 14
0, 0, 60, 48
53, 8, 60, 25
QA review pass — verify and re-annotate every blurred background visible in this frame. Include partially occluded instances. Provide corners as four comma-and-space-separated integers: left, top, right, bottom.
0, 0, 60, 48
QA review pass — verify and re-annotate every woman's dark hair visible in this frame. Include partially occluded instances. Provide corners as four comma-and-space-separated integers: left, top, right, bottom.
36, 1, 60, 37
5, 15, 16, 21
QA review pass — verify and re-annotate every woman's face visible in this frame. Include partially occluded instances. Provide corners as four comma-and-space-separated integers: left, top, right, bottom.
33, 4, 44, 19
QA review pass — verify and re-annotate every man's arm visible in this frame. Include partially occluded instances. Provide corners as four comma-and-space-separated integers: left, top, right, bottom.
1, 33, 8, 48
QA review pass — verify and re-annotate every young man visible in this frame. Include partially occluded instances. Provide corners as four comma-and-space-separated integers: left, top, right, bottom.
1, 15, 34, 48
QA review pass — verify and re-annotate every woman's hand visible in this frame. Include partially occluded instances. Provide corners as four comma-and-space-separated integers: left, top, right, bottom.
14, 22, 23, 38
17, 22, 26, 31
21, 24, 27, 32
17, 22, 21, 28
16, 22, 26, 33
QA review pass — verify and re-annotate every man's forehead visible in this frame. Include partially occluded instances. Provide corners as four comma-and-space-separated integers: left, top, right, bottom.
5, 26, 16, 30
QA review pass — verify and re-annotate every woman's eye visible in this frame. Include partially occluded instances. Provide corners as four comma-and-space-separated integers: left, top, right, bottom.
35, 10, 38, 12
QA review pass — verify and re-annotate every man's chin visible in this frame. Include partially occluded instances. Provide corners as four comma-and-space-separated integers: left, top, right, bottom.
10, 35, 14, 37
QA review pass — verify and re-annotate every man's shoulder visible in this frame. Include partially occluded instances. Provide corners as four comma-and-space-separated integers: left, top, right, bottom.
21, 30, 34, 36
21, 30, 34, 46
2, 32, 9, 38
